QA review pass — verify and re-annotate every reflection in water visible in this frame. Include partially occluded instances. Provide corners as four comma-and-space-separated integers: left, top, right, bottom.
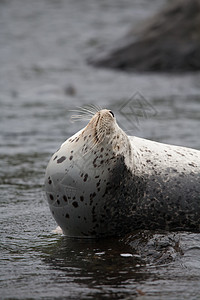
42, 236, 148, 298
39, 231, 200, 299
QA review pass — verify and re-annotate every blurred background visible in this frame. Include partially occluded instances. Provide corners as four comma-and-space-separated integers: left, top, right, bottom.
1, 0, 200, 154
1, 0, 200, 299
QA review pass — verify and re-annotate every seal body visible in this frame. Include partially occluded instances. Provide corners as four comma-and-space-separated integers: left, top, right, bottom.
45, 109, 200, 237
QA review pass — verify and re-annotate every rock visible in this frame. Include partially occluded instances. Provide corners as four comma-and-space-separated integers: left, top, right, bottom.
89, 0, 200, 72
121, 230, 183, 265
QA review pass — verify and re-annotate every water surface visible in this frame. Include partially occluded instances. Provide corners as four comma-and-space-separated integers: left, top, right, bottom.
1, 0, 200, 299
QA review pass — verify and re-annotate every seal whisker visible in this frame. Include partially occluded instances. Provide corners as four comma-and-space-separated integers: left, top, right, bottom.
69, 106, 95, 118
71, 115, 91, 119
70, 114, 92, 122
77, 105, 97, 116
69, 106, 96, 123
70, 110, 93, 116
88, 104, 102, 113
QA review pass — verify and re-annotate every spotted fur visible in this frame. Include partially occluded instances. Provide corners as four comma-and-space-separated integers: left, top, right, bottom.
45, 109, 200, 237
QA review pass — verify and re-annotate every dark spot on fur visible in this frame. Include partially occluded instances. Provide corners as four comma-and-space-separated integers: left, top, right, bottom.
101, 147, 104, 152
57, 199, 60, 205
69, 156, 73, 160
63, 195, 67, 202
65, 213, 69, 218
84, 174, 88, 182
188, 162, 196, 167
72, 201, 78, 208
52, 210, 54, 215
93, 157, 98, 166
49, 194, 54, 200
57, 156, 66, 163
176, 151, 185, 156
90, 192, 96, 200
80, 196, 84, 202
53, 155, 58, 161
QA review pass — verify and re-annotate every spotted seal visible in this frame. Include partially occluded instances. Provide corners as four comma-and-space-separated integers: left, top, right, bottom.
45, 109, 200, 237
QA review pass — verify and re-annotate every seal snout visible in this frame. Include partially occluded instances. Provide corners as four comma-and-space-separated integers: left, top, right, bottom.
97, 109, 116, 128
83, 109, 116, 144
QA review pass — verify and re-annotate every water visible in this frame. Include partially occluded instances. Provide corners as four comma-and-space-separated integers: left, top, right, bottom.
1, 0, 200, 299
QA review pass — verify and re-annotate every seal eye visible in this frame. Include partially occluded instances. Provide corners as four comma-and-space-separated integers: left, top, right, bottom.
109, 110, 114, 118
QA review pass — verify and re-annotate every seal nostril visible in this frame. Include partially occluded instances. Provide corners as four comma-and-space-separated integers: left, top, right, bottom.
109, 110, 114, 118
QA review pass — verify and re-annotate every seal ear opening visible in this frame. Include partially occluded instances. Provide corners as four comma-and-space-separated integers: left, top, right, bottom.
109, 110, 114, 118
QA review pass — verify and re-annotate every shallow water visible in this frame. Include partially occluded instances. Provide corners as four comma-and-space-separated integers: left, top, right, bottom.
1, 0, 200, 299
